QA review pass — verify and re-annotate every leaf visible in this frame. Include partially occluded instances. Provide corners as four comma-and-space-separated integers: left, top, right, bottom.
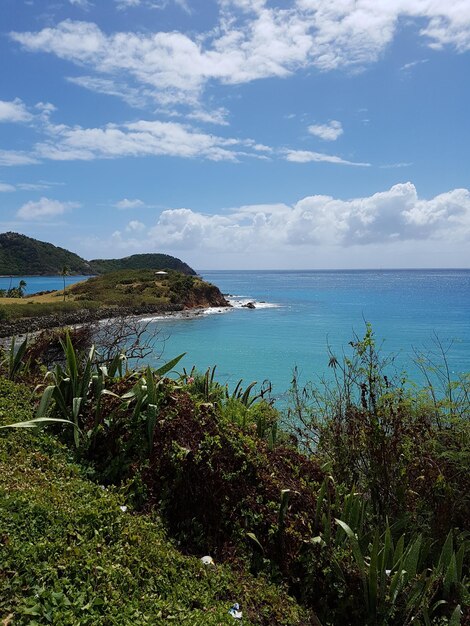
0, 417, 77, 429
155, 353, 186, 378
36, 385, 56, 418
443, 554, 458, 597
403, 534, 422, 580
246, 532, 264, 553
449, 604, 461, 626
438, 530, 454, 572
335, 519, 366, 577
368, 530, 379, 615
278, 489, 291, 530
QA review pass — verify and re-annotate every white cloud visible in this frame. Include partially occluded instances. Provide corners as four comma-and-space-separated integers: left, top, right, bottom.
17, 197, 80, 220
35, 119, 263, 162
284, 149, 369, 167
66, 76, 149, 108
115, 198, 145, 209
0, 183, 15, 192
115, 0, 192, 11
308, 120, 343, 141
400, 59, 429, 71
10, 4, 470, 113
0, 98, 32, 123
380, 162, 413, 169
187, 108, 230, 126
109, 184, 470, 258
69, 0, 93, 9
126, 219, 146, 231
0, 150, 38, 166
115, 0, 141, 8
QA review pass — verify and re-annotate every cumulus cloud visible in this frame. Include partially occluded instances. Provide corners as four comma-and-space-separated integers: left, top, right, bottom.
17, 197, 80, 220
308, 120, 343, 141
0, 98, 32, 123
113, 184, 470, 257
126, 219, 146, 232
115, 198, 145, 209
10, 3, 470, 112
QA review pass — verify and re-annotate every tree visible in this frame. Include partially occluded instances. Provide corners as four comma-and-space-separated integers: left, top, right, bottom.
18, 279, 27, 297
60, 265, 69, 301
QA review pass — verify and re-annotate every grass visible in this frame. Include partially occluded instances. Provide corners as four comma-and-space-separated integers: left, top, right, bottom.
0, 377, 309, 626
0, 269, 225, 321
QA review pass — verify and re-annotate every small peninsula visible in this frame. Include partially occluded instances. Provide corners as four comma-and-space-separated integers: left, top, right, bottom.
0, 269, 229, 338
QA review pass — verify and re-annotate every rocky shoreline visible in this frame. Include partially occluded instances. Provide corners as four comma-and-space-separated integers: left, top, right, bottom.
0, 302, 231, 340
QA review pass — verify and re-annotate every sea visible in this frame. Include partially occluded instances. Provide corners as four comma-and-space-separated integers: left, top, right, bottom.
2, 270, 469, 402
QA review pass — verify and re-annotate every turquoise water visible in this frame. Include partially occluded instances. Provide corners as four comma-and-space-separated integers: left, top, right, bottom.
0, 275, 91, 294
141, 270, 470, 398
3, 271, 469, 399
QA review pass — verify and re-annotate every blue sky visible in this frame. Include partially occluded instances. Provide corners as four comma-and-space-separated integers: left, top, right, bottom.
1, 0, 469, 269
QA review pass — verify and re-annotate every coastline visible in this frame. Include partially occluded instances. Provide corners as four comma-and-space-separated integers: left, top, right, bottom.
0, 301, 231, 342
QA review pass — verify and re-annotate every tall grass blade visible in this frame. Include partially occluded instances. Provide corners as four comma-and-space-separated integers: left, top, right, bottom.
449, 604, 462, 626
335, 519, 366, 577
0, 417, 78, 429
438, 531, 454, 571
155, 353, 185, 378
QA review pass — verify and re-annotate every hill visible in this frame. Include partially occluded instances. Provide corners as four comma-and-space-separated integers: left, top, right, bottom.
0, 232, 196, 276
0, 269, 229, 336
68, 269, 226, 308
89, 253, 196, 275
0, 232, 92, 276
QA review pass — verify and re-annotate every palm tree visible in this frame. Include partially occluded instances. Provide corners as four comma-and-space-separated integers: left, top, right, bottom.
60, 265, 69, 301
18, 279, 27, 297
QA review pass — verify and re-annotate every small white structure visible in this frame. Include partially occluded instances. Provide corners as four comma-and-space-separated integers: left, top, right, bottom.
155, 270, 168, 277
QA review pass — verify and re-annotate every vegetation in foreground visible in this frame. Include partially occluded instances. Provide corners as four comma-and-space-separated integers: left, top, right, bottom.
0, 325, 468, 625
0, 379, 306, 625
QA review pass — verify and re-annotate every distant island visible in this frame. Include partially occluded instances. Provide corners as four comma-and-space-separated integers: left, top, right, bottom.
0, 232, 196, 276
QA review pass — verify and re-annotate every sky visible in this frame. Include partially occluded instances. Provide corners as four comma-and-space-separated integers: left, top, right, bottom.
1, 0, 470, 269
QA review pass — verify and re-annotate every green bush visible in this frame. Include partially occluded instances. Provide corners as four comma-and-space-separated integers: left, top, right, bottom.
0, 378, 311, 626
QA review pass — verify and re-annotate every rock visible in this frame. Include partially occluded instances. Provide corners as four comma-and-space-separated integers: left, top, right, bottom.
242, 302, 256, 309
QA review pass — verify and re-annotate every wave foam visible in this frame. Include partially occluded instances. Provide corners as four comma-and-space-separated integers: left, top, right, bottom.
228, 298, 282, 309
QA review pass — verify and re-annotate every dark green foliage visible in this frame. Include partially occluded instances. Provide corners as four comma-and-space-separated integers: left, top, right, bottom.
89, 252, 196, 275
0, 231, 92, 275
1, 329, 469, 626
288, 324, 470, 533
0, 231, 196, 276
0, 379, 310, 626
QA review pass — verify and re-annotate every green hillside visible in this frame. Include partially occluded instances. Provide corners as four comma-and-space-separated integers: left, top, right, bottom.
0, 232, 92, 276
0, 232, 196, 276
89, 253, 196, 275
